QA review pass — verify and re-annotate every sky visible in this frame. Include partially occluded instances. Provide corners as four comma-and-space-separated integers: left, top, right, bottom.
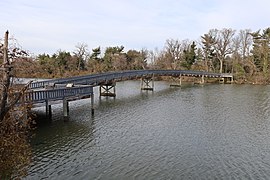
0, 0, 269, 55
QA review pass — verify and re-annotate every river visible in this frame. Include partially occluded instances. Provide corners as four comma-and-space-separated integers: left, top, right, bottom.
25, 81, 270, 180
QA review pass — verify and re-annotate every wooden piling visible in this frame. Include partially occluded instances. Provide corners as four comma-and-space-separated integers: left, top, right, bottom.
100, 83, 116, 97
91, 93, 94, 115
170, 75, 182, 87
201, 75, 205, 84
45, 100, 52, 119
141, 76, 154, 91
63, 99, 69, 120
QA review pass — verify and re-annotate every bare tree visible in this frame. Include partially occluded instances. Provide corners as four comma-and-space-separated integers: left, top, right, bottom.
0, 31, 11, 121
164, 39, 189, 69
73, 43, 89, 71
239, 29, 253, 59
0, 31, 33, 178
214, 28, 236, 73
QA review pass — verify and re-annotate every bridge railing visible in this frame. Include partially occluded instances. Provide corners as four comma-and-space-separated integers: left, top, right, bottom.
29, 70, 233, 89
29, 70, 147, 89
23, 86, 93, 103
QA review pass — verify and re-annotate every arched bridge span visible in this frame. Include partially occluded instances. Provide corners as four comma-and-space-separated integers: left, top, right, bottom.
29, 70, 233, 89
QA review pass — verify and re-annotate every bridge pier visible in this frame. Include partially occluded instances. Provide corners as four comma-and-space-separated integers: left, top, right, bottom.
201, 75, 205, 84
100, 82, 116, 97
63, 98, 69, 120
62, 93, 94, 120
45, 100, 52, 119
91, 93, 94, 115
170, 75, 182, 87
219, 77, 233, 84
141, 75, 154, 91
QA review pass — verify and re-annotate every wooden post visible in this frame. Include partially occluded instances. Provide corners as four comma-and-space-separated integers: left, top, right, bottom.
99, 85, 102, 97
45, 100, 52, 119
152, 74, 154, 90
91, 93, 94, 115
63, 98, 69, 120
201, 75, 205, 84
219, 78, 225, 84
99, 83, 116, 97
170, 75, 182, 87
0, 31, 10, 121
141, 77, 154, 91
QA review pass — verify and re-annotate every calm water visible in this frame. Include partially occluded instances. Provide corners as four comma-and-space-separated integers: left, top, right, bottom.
25, 81, 270, 180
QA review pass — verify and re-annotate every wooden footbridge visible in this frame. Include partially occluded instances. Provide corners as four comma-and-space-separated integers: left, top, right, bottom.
23, 70, 233, 119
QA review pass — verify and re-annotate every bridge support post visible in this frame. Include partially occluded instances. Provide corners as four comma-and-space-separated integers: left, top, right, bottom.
141, 75, 154, 91
201, 75, 205, 84
45, 100, 52, 119
170, 75, 182, 87
91, 93, 94, 115
220, 76, 233, 84
219, 78, 225, 84
225, 76, 233, 83
100, 82, 116, 97
63, 98, 69, 120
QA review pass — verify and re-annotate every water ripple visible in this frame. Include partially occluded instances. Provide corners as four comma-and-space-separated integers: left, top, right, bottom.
25, 83, 270, 179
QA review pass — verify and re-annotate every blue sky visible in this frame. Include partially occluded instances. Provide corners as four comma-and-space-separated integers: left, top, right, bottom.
1, 0, 269, 55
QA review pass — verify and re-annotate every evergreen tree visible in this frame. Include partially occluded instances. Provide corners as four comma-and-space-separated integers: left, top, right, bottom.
201, 34, 216, 71
90, 47, 101, 61
182, 41, 197, 69
251, 28, 270, 77
103, 46, 125, 71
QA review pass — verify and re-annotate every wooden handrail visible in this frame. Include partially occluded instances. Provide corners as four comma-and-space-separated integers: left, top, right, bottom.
23, 86, 93, 103
29, 70, 233, 89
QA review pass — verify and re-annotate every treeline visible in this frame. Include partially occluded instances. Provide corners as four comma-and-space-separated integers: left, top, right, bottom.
35, 45, 148, 77
10, 27, 270, 84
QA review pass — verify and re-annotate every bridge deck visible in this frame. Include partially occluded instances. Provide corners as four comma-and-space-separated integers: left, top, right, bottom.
29, 70, 233, 89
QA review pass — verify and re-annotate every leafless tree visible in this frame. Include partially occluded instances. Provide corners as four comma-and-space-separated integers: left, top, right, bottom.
111, 53, 128, 70
239, 29, 253, 59
212, 28, 236, 73
0, 31, 33, 178
0, 31, 12, 121
73, 43, 89, 71
164, 39, 189, 69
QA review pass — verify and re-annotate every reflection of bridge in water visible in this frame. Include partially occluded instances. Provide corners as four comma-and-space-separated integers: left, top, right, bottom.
24, 70, 233, 119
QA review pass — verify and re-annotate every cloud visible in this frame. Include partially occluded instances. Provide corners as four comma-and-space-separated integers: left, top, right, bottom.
1, 0, 270, 55
201, 0, 270, 31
